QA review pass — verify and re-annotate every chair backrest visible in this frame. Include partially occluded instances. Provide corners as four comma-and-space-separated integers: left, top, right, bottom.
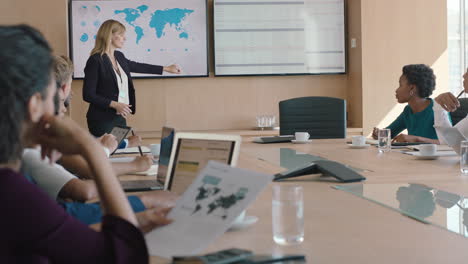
279, 96, 346, 139
450, 98, 468, 126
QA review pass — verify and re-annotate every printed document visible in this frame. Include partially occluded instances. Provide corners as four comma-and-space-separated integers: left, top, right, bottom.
145, 161, 272, 258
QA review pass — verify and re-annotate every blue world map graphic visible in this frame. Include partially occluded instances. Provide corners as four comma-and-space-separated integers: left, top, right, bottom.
79, 4, 194, 44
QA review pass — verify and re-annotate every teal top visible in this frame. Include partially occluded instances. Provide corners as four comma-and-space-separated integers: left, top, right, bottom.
386, 99, 446, 140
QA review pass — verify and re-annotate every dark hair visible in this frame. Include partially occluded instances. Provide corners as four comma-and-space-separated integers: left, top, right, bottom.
53, 91, 61, 115
0, 25, 52, 163
402, 64, 436, 98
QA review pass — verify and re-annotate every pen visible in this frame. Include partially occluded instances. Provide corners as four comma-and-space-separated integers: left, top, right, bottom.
131, 130, 143, 156
457, 90, 464, 99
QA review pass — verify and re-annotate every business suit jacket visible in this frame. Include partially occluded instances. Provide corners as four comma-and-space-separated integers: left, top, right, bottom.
83, 50, 163, 121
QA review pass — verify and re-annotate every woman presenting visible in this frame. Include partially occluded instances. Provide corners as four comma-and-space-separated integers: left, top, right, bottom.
83, 19, 181, 137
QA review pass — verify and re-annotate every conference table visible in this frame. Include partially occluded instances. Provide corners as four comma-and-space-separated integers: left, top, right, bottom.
146, 137, 468, 263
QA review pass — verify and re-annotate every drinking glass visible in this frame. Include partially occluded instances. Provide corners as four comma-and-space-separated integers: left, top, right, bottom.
272, 185, 304, 245
378, 128, 391, 153
256, 115, 276, 129
460, 141, 468, 174
256, 115, 266, 128
266, 115, 276, 127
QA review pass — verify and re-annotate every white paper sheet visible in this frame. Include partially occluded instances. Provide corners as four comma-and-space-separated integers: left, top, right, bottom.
133, 165, 158, 176
434, 126, 467, 154
145, 161, 273, 258
402, 151, 458, 157
410, 144, 454, 152
109, 157, 135, 163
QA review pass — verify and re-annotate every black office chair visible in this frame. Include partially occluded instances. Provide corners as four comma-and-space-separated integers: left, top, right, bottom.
279, 96, 346, 139
450, 98, 468, 126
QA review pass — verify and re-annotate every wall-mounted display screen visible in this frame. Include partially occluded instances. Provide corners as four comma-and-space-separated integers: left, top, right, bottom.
70, 0, 208, 78
213, 0, 345, 76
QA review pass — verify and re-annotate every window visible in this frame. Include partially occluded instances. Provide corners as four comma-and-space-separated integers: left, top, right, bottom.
448, 0, 465, 94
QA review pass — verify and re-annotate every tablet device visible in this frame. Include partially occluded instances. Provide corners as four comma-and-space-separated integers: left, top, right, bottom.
253, 135, 294, 144
109, 125, 131, 154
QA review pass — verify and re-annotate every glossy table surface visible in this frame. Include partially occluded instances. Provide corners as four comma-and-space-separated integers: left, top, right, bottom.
148, 138, 468, 263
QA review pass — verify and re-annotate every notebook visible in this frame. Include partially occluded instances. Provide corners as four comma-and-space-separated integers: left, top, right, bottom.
164, 132, 242, 195
120, 126, 175, 192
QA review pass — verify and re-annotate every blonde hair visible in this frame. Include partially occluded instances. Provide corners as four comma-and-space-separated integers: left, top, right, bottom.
90, 19, 126, 56
53, 55, 74, 87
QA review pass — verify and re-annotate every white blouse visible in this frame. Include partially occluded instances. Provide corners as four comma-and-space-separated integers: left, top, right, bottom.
433, 101, 468, 145
113, 61, 129, 105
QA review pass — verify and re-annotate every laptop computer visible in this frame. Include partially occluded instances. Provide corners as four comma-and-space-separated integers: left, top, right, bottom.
164, 132, 242, 195
120, 126, 175, 192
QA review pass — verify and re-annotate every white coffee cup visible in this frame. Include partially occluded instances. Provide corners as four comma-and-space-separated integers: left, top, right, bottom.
351, 135, 366, 146
418, 144, 437, 156
295, 132, 310, 142
149, 143, 161, 157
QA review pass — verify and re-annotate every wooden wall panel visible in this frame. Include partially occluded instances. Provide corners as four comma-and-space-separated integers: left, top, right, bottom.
1, 0, 449, 136
346, 0, 363, 128
360, 0, 449, 135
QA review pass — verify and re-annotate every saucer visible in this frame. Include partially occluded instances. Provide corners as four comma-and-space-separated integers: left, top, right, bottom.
291, 139, 312, 144
413, 153, 439, 160
348, 144, 370, 149
228, 216, 259, 231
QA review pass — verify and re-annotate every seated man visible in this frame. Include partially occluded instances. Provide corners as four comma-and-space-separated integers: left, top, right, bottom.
433, 68, 468, 145
372, 64, 451, 144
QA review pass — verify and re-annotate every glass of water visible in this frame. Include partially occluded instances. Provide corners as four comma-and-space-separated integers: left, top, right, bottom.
378, 128, 391, 153
272, 185, 304, 245
256, 115, 276, 129
460, 141, 468, 174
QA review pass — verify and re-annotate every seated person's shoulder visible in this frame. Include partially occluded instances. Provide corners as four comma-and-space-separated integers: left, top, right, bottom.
0, 168, 37, 197
21, 148, 41, 165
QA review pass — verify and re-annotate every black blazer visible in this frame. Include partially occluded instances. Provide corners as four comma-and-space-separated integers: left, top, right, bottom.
83, 50, 163, 121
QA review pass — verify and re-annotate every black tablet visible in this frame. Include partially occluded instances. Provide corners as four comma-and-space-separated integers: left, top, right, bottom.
109, 125, 131, 154
253, 135, 295, 144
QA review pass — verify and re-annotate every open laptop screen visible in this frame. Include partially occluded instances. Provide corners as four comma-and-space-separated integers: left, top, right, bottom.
157, 127, 175, 184
168, 138, 236, 195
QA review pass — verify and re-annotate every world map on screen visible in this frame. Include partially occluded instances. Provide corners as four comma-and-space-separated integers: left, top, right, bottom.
71, 0, 208, 78
114, 6, 194, 43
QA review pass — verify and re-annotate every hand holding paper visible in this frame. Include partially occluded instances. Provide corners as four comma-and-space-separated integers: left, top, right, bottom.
145, 161, 273, 258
